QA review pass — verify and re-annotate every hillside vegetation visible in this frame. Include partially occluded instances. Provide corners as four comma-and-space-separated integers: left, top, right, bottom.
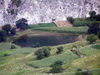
0, 40, 100, 75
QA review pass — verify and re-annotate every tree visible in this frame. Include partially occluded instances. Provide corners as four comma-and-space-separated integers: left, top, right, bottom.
86, 34, 97, 44
67, 17, 74, 24
97, 31, 100, 39
0, 30, 7, 42
10, 28, 16, 35
89, 11, 96, 19
95, 14, 100, 21
2, 24, 11, 36
35, 47, 51, 59
88, 22, 100, 35
16, 18, 29, 30
50, 61, 63, 73
57, 46, 63, 54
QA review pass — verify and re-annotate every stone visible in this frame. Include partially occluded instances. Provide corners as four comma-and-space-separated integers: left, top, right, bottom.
0, 0, 100, 25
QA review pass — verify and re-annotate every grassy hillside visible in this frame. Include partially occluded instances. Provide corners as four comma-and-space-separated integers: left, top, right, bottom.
0, 41, 100, 75
0, 22, 100, 75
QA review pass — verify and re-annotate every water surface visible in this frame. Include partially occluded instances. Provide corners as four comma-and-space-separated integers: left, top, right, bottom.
15, 31, 79, 47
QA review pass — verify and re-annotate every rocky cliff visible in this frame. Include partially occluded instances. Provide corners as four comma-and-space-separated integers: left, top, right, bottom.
0, 0, 100, 25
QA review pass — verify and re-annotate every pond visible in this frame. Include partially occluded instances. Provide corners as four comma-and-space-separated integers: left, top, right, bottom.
14, 31, 79, 47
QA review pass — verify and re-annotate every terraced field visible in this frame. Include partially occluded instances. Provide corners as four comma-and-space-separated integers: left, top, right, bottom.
30, 27, 88, 34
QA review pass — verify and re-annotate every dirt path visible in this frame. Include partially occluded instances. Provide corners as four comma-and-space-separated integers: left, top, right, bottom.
53, 20, 73, 27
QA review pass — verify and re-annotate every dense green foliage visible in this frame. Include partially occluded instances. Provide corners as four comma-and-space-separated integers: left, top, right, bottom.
16, 18, 29, 30
57, 46, 63, 54
10, 28, 16, 35
50, 61, 63, 73
88, 22, 100, 34
35, 47, 51, 59
2, 24, 11, 36
97, 31, 100, 39
0, 30, 7, 42
86, 34, 97, 44
89, 11, 96, 20
10, 45, 16, 49
89, 11, 100, 21
67, 17, 74, 24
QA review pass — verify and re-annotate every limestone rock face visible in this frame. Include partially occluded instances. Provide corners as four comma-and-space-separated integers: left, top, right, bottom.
0, 0, 100, 25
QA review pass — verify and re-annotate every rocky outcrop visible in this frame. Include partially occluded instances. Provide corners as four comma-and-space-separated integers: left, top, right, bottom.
0, 0, 100, 25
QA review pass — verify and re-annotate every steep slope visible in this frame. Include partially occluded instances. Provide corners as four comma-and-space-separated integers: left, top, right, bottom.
0, 0, 100, 25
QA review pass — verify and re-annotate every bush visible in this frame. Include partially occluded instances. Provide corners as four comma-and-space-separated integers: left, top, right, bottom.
35, 47, 51, 59
10, 45, 16, 49
97, 31, 100, 40
86, 34, 97, 44
57, 46, 63, 54
2, 24, 11, 36
89, 11, 96, 20
10, 28, 16, 35
16, 18, 29, 30
67, 17, 74, 24
50, 61, 63, 67
50, 61, 63, 73
0, 30, 7, 42
88, 22, 100, 35
95, 14, 100, 21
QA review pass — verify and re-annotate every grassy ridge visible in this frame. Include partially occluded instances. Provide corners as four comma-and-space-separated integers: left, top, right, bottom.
28, 51, 79, 68
30, 23, 56, 27
31, 27, 88, 34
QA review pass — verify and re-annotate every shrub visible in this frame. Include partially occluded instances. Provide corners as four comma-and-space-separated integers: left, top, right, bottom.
35, 47, 51, 59
88, 22, 100, 35
67, 17, 74, 24
97, 31, 100, 39
95, 14, 100, 21
50, 61, 63, 67
50, 61, 63, 73
89, 11, 96, 20
2, 24, 11, 36
86, 34, 97, 44
16, 18, 29, 30
10, 28, 16, 35
0, 30, 7, 42
57, 46, 63, 54
10, 45, 16, 49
